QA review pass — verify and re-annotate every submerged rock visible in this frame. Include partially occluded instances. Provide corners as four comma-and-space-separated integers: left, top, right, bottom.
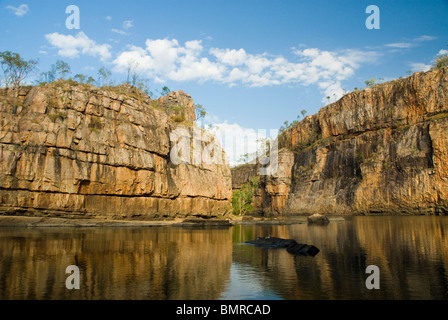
245, 236, 320, 256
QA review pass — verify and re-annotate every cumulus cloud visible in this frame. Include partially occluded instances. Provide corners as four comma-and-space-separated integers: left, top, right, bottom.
113, 37, 378, 101
6, 4, 29, 16
113, 39, 226, 82
45, 32, 112, 61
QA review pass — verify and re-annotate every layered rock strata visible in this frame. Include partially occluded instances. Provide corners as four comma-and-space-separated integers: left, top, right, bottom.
0, 82, 232, 219
237, 68, 448, 215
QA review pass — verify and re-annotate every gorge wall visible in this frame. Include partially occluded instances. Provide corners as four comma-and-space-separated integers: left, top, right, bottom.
234, 68, 448, 215
0, 82, 232, 219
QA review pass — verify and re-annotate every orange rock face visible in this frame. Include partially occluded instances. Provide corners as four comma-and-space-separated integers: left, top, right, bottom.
242, 68, 448, 215
0, 82, 232, 219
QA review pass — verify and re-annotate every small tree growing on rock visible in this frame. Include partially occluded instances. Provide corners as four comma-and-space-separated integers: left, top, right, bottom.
232, 176, 259, 216
432, 45, 448, 69
54, 60, 71, 80
365, 78, 376, 88
0, 51, 38, 88
194, 103, 207, 122
161, 86, 171, 96
98, 67, 112, 86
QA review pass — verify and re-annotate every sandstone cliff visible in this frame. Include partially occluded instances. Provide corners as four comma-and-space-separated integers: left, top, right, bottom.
236, 68, 448, 215
0, 82, 232, 219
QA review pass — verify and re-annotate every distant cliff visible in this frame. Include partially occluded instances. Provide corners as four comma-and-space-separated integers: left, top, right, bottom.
234, 68, 448, 215
0, 82, 232, 219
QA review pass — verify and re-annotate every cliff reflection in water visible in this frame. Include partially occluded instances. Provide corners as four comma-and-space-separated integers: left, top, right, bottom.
231, 216, 448, 299
0, 227, 233, 300
1, 216, 447, 300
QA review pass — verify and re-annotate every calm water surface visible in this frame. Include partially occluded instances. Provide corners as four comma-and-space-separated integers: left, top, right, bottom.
0, 216, 447, 300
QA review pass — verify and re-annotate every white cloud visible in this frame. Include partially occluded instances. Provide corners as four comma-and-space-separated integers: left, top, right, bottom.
385, 35, 436, 50
115, 38, 374, 84
385, 42, 413, 48
210, 48, 248, 66
200, 114, 278, 166
6, 4, 29, 16
207, 122, 274, 166
45, 32, 112, 62
113, 39, 226, 82
110, 20, 133, 36
112, 37, 379, 102
106, 16, 112, 21
112, 28, 127, 35
410, 63, 431, 72
408, 46, 447, 74
319, 81, 346, 103
123, 20, 133, 29
414, 35, 437, 41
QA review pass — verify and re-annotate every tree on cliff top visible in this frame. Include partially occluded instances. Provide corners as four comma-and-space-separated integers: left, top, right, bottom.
194, 103, 207, 122
38, 59, 71, 83
431, 44, 448, 69
0, 51, 38, 88
98, 67, 112, 86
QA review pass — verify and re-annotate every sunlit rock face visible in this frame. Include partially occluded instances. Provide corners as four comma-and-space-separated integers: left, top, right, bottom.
0, 82, 232, 219
235, 68, 448, 215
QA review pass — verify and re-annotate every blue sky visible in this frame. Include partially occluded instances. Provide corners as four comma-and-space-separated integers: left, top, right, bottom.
1, 0, 447, 164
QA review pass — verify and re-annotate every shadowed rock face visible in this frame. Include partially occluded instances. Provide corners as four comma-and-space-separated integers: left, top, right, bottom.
0, 83, 232, 219
233, 68, 448, 216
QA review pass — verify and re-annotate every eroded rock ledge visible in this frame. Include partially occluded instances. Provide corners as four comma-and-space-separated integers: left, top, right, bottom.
0, 82, 232, 219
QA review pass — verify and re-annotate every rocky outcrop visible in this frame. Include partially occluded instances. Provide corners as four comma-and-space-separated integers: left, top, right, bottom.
0, 82, 232, 219
307, 213, 330, 224
253, 68, 448, 215
245, 236, 320, 256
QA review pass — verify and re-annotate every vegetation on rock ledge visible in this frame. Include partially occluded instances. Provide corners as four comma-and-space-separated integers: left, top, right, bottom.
232, 176, 259, 216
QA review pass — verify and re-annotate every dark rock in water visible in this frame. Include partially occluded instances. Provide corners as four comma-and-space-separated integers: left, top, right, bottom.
245, 236, 319, 256
307, 214, 330, 225
245, 237, 297, 248
286, 243, 320, 256
173, 218, 233, 228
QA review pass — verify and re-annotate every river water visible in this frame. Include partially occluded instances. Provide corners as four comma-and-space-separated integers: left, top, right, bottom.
0, 216, 447, 300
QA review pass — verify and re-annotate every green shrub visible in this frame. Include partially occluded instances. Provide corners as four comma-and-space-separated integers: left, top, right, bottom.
171, 115, 185, 123
47, 111, 67, 122
232, 176, 259, 215
432, 54, 448, 69
89, 116, 102, 131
